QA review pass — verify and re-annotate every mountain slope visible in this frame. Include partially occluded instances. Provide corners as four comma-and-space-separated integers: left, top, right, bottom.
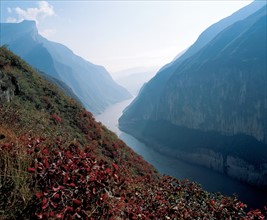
0, 20, 131, 114
37, 70, 82, 105
120, 1, 266, 125
119, 3, 267, 186
1, 47, 265, 219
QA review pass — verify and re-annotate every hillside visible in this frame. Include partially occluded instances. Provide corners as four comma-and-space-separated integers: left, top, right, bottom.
0, 20, 131, 114
1, 47, 265, 219
119, 3, 267, 187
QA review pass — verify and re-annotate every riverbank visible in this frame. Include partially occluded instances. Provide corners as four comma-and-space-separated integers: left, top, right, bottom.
96, 98, 267, 209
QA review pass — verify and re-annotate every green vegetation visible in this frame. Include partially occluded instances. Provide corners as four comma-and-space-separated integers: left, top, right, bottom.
0, 47, 266, 219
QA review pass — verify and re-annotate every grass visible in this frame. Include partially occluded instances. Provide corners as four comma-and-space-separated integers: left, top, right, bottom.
0, 134, 33, 218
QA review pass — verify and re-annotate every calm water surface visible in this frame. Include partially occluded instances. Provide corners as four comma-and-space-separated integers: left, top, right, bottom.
96, 98, 267, 209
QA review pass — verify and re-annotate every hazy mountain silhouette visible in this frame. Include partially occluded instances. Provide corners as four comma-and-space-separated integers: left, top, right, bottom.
113, 67, 159, 96
0, 20, 131, 114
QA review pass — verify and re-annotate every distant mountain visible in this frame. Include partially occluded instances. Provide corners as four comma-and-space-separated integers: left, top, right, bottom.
119, 2, 267, 187
113, 67, 159, 95
0, 20, 131, 114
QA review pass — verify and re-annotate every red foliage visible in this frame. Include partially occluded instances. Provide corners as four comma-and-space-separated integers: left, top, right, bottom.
28, 167, 36, 173
51, 113, 62, 124
1, 108, 266, 219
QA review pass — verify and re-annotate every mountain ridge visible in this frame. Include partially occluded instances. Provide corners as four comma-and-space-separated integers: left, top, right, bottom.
0, 20, 132, 114
119, 3, 267, 187
120, 1, 266, 122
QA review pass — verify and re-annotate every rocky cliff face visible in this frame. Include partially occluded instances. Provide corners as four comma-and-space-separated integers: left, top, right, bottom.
119, 3, 267, 186
0, 71, 19, 103
179, 150, 267, 187
175, 149, 267, 187
127, 124, 267, 187
153, 6, 267, 143
156, 63, 266, 143
120, 1, 266, 125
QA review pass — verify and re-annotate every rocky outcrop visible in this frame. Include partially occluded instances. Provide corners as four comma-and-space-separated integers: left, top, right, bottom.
0, 71, 19, 103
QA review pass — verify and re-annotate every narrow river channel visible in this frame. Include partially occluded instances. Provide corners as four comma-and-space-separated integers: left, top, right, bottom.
96, 98, 267, 209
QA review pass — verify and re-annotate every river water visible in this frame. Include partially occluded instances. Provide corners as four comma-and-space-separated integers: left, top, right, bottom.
96, 98, 267, 209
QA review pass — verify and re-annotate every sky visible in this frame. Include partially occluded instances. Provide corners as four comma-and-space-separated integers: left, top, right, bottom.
0, 0, 253, 73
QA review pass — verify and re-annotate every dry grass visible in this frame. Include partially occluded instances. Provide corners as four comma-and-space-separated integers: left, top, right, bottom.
0, 127, 18, 142
0, 129, 34, 219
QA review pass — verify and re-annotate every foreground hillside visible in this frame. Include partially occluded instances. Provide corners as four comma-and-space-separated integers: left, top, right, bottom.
0, 47, 265, 219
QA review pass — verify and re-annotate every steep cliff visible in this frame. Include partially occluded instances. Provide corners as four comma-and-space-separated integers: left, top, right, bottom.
154, 5, 267, 142
120, 1, 266, 124
119, 3, 267, 186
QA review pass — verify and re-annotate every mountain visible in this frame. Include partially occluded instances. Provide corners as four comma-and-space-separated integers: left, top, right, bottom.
119, 0, 266, 122
2, 47, 263, 219
119, 3, 267, 187
0, 20, 131, 114
113, 67, 159, 95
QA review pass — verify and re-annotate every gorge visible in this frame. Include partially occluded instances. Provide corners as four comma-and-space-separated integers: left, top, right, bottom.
1, 1, 266, 218
119, 2, 267, 187
97, 98, 267, 209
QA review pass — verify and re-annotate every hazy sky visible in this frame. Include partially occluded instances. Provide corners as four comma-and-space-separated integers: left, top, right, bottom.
1, 1, 253, 73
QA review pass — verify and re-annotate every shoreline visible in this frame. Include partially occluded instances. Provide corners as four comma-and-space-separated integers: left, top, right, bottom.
119, 125, 267, 189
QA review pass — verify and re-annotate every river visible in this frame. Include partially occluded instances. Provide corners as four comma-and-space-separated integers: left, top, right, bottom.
96, 98, 267, 209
